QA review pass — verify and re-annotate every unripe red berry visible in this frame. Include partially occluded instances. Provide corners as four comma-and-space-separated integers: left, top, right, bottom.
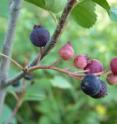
59, 42, 74, 60
110, 57, 117, 75
84, 59, 103, 74
74, 55, 88, 69
106, 73, 117, 85
30, 25, 50, 47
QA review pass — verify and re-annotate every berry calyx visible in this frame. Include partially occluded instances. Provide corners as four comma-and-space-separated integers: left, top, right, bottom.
91, 80, 107, 99
30, 25, 50, 47
110, 57, 117, 75
74, 55, 88, 69
106, 73, 117, 85
84, 59, 103, 74
81, 74, 101, 96
59, 42, 74, 60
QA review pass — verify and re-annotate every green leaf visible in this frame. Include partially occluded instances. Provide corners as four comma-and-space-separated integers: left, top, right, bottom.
51, 76, 72, 89
44, 0, 67, 13
24, 0, 67, 13
72, 0, 97, 28
24, 83, 46, 101
109, 7, 117, 21
25, 0, 46, 8
92, 0, 110, 12
91, 0, 117, 22
39, 116, 51, 124
0, 104, 16, 124
0, 0, 9, 17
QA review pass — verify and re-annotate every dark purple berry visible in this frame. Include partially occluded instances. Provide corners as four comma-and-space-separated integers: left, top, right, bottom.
91, 80, 107, 98
84, 59, 103, 74
81, 74, 101, 96
110, 57, 117, 75
30, 25, 50, 47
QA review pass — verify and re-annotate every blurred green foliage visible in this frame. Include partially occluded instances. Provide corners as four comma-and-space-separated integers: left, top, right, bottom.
0, 0, 117, 124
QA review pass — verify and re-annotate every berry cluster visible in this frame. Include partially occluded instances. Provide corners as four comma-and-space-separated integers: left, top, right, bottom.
29, 25, 117, 99
58, 42, 117, 99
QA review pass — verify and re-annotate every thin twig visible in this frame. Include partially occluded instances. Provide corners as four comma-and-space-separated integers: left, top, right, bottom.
5, 63, 108, 88
0, 53, 23, 70
29, 47, 45, 67
0, 0, 22, 115
40, 0, 77, 60
5, 86, 25, 124
4, 65, 83, 88
28, 66, 85, 80
4, 0, 77, 88
0, 0, 22, 84
5, 94, 24, 124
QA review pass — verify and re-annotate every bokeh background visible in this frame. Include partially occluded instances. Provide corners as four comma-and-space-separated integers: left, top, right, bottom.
0, 0, 117, 124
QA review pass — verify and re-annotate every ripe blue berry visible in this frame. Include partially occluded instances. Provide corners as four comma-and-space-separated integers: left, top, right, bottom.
91, 80, 107, 98
81, 74, 101, 96
30, 25, 50, 47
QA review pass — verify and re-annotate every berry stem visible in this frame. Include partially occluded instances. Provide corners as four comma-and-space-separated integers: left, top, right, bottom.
4, 0, 77, 88
30, 47, 44, 67
4, 65, 83, 88
29, 66, 84, 79
40, 0, 77, 60
4, 65, 109, 89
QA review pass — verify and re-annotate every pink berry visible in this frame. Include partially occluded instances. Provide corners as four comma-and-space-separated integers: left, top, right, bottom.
84, 59, 103, 74
74, 55, 88, 69
59, 42, 74, 60
110, 57, 117, 75
107, 73, 117, 85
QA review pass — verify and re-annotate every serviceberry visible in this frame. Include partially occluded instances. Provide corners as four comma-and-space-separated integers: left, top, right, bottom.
107, 73, 117, 85
110, 57, 117, 75
74, 55, 88, 69
84, 59, 103, 74
59, 42, 74, 60
81, 74, 101, 96
91, 80, 107, 98
30, 25, 50, 47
